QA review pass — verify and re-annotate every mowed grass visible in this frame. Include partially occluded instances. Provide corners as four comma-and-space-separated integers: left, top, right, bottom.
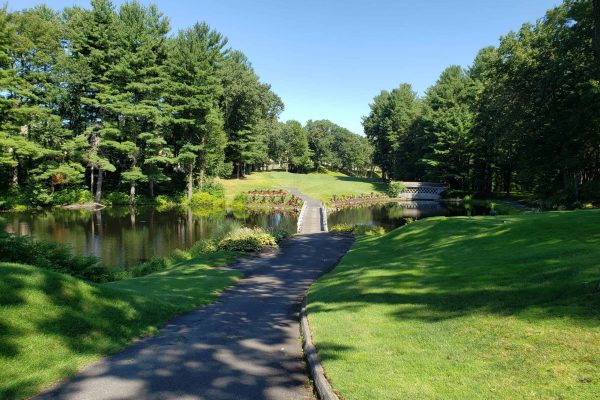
218, 170, 385, 202
308, 210, 600, 399
0, 253, 240, 400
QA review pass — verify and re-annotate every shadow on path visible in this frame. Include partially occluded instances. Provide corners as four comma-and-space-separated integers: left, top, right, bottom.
37, 233, 354, 400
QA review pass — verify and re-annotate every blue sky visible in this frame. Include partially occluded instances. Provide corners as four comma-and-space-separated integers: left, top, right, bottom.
10, 0, 560, 134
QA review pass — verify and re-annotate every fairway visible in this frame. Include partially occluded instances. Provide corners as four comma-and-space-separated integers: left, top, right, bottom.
0, 253, 240, 400
218, 171, 385, 202
307, 210, 600, 399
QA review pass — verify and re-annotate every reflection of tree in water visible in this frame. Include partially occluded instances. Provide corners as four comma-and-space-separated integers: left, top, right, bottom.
329, 201, 479, 230
2, 206, 298, 268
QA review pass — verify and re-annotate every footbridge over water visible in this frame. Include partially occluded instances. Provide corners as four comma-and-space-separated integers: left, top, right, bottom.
398, 182, 448, 201
288, 189, 328, 234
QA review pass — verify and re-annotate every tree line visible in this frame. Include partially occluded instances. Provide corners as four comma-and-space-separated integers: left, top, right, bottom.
364, 0, 600, 205
0, 0, 372, 208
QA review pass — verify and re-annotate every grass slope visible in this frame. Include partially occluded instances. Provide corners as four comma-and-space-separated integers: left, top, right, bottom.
0, 253, 240, 400
308, 210, 600, 399
218, 171, 385, 202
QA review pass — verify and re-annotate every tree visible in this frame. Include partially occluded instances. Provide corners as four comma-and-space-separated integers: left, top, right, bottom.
421, 66, 477, 189
280, 121, 312, 172
220, 51, 283, 177
166, 22, 227, 199
363, 84, 421, 180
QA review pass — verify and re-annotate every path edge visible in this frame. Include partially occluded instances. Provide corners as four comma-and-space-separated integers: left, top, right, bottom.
300, 233, 354, 400
300, 298, 340, 400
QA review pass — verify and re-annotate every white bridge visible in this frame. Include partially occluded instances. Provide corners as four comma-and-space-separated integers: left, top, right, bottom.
398, 182, 448, 201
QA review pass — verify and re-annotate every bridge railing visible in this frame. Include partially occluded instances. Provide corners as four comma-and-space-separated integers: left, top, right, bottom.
320, 204, 328, 232
296, 202, 308, 233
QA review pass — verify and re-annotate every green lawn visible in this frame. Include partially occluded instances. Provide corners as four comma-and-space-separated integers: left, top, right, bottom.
0, 253, 240, 400
218, 170, 385, 202
308, 210, 600, 399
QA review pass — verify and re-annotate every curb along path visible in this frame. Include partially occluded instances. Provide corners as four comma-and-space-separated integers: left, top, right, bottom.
38, 190, 353, 400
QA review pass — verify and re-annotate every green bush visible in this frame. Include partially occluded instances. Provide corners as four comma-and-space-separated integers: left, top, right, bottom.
218, 227, 277, 252
0, 191, 29, 211
268, 227, 291, 242
190, 239, 218, 256
202, 180, 225, 199
188, 192, 223, 208
155, 194, 179, 209
233, 192, 250, 204
167, 248, 192, 264
353, 225, 385, 236
0, 232, 110, 282
50, 188, 93, 206
103, 192, 131, 206
129, 257, 167, 278
329, 224, 355, 233
387, 181, 407, 198
330, 224, 385, 236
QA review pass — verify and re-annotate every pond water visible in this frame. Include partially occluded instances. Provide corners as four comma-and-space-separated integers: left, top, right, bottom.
327, 201, 488, 231
3, 201, 485, 269
3, 207, 297, 268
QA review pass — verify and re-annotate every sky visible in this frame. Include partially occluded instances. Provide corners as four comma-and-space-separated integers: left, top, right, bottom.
10, 0, 560, 134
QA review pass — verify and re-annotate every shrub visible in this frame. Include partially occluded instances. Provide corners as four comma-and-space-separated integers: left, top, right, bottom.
202, 180, 225, 199
233, 192, 250, 204
387, 181, 407, 198
352, 225, 386, 236
50, 188, 93, 206
167, 248, 192, 264
188, 192, 223, 208
0, 232, 111, 282
329, 224, 355, 233
268, 228, 291, 243
330, 224, 385, 236
103, 192, 131, 206
154, 194, 180, 209
218, 227, 277, 252
190, 239, 218, 256
129, 257, 167, 278
0, 191, 29, 211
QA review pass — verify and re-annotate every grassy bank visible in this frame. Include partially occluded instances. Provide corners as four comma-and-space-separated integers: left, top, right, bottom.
307, 210, 600, 399
0, 253, 240, 400
218, 171, 385, 202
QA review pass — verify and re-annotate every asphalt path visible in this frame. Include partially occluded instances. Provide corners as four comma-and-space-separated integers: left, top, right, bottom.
38, 233, 354, 400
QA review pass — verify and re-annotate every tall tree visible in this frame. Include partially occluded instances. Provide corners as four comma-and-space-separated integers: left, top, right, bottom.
166, 22, 227, 199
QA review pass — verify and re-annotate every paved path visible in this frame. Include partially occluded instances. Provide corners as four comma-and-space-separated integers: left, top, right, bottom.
38, 233, 354, 400
288, 189, 326, 234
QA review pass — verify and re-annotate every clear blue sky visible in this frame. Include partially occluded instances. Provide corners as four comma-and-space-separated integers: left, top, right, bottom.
10, 0, 560, 134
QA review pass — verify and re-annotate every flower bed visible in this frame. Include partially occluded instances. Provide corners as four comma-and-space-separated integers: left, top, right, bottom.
244, 189, 304, 211
329, 192, 390, 209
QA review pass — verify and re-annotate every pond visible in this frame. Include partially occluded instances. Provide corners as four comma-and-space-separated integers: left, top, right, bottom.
3, 201, 485, 269
327, 201, 488, 231
3, 207, 297, 268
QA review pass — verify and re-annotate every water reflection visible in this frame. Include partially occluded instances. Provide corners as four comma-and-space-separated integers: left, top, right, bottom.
3, 207, 297, 268
328, 201, 486, 231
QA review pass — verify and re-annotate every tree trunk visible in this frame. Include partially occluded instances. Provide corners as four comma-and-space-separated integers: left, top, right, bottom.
11, 163, 18, 187
90, 165, 95, 195
130, 183, 136, 205
95, 168, 103, 203
149, 180, 154, 198
236, 164, 240, 179
504, 170, 511, 197
187, 171, 193, 201
594, 0, 600, 63
199, 168, 205, 191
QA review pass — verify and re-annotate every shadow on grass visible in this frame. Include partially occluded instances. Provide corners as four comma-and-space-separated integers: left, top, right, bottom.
309, 211, 600, 326
0, 254, 239, 400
